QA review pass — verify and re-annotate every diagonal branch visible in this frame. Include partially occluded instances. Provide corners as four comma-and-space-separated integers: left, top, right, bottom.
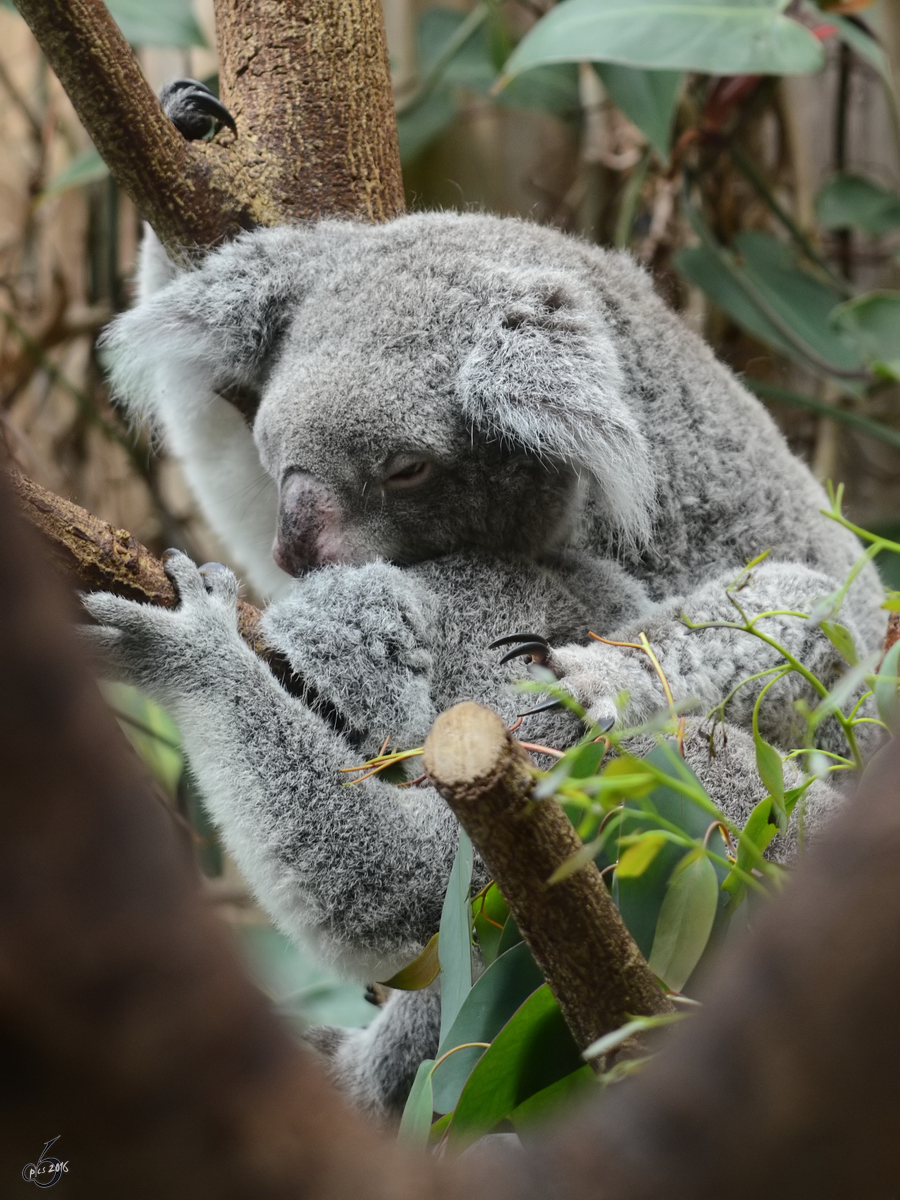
423, 702, 674, 1061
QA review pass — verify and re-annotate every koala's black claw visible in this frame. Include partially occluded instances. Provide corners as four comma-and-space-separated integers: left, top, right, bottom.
160, 78, 236, 140
497, 640, 550, 666
596, 715, 616, 733
517, 697, 564, 717
199, 561, 228, 574
489, 632, 549, 650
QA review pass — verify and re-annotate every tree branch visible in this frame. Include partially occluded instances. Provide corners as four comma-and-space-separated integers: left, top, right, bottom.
12, 0, 255, 255
7, 467, 290, 681
423, 702, 674, 1061
12, 0, 405, 259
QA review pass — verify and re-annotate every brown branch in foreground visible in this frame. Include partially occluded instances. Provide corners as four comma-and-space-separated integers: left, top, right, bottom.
7, 468, 290, 679
12, 0, 256, 256
885, 610, 900, 657
423, 702, 674, 1060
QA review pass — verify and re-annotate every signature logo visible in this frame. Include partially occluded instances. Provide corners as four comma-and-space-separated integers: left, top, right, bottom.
22, 1138, 68, 1188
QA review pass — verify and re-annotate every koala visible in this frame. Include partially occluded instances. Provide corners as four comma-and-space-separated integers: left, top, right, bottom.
83, 546, 845, 1120
87, 83, 886, 1120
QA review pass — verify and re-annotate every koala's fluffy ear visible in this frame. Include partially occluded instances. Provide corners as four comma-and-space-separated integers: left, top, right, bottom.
100, 227, 316, 428
458, 274, 657, 546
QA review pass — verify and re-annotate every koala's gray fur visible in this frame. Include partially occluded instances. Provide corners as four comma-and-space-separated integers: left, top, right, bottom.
90, 203, 885, 1121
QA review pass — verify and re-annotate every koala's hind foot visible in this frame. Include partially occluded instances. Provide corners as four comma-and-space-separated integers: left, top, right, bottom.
159, 77, 235, 140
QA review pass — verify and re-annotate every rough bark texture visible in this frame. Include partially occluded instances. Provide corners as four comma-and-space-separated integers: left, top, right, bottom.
211, 0, 405, 223
12, 0, 255, 256
423, 702, 674, 1059
8, 468, 287, 679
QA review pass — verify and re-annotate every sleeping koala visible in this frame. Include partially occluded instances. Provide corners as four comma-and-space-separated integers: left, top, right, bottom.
88, 82, 885, 1121
83, 543, 845, 1120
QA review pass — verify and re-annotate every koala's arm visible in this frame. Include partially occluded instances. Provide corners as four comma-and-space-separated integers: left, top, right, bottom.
81, 554, 461, 982
549, 562, 874, 753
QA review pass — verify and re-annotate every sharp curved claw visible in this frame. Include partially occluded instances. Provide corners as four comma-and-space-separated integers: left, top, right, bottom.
596, 715, 616, 733
517, 697, 564, 717
498, 641, 550, 666
182, 91, 237, 133
489, 632, 549, 650
160, 78, 237, 138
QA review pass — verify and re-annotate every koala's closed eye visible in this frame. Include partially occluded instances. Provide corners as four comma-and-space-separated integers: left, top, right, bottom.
381, 458, 433, 490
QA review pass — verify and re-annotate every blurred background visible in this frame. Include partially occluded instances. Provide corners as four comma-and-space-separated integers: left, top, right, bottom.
1, 0, 898, 1022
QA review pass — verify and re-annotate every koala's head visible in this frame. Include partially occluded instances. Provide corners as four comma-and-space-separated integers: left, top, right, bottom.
107, 213, 657, 575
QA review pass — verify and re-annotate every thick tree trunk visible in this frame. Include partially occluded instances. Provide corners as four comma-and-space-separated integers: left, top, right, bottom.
212, 0, 405, 223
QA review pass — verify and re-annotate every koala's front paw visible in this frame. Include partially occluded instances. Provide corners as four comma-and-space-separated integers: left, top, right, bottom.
491, 632, 653, 732
80, 551, 244, 701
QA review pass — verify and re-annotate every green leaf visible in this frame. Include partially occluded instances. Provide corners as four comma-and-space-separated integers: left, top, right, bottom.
594, 64, 682, 159
819, 620, 858, 666
502, 0, 824, 82
754, 736, 785, 828
500, 64, 581, 120
106, 0, 207, 47
831, 292, 900, 380
612, 744, 729, 965
473, 883, 509, 967
448, 984, 584, 1145
398, 1059, 436, 1146
830, 13, 891, 85
233, 925, 374, 1029
417, 7, 495, 90
509, 1065, 595, 1132
722, 794, 778, 908
439, 828, 474, 1045
432, 940, 544, 1114
582, 1010, 687, 1059
874, 641, 900, 734
496, 912, 523, 955
616, 831, 669, 878
41, 148, 109, 200
103, 683, 183, 799
816, 174, 900, 238
380, 932, 441, 990
647, 852, 719, 991
675, 232, 863, 376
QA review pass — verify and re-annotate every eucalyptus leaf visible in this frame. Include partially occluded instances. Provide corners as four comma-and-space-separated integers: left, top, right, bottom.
449, 985, 583, 1145
106, 0, 206, 47
397, 89, 457, 162
398, 1059, 436, 1146
753, 735, 785, 827
472, 883, 509, 967
816, 174, 900, 238
612, 744, 729, 968
647, 852, 719, 991
594, 64, 682, 159
676, 232, 862, 377
831, 292, 900, 381
616, 831, 668, 878
502, 0, 824, 82
432, 940, 544, 1114
819, 620, 858, 666
380, 932, 441, 990
509, 1065, 595, 1132
439, 828, 474, 1045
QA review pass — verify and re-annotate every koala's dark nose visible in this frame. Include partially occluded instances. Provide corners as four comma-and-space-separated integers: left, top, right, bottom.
274, 471, 347, 575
